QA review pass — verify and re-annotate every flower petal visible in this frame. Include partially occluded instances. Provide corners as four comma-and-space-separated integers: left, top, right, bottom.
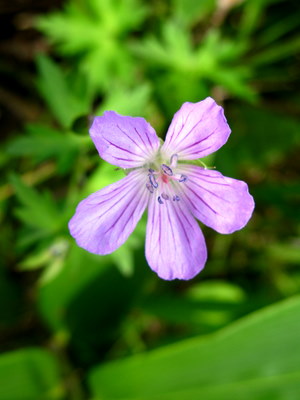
161, 97, 231, 160
146, 194, 207, 280
179, 165, 255, 234
69, 170, 148, 254
90, 111, 160, 168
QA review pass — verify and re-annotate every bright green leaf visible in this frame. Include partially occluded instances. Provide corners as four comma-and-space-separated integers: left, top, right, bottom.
89, 295, 300, 400
96, 84, 152, 118
36, 0, 147, 92
36, 54, 88, 128
7, 123, 81, 173
0, 348, 63, 400
173, 0, 216, 27
10, 175, 66, 247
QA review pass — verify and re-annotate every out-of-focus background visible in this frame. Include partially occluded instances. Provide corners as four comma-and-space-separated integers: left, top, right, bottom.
1, 0, 300, 399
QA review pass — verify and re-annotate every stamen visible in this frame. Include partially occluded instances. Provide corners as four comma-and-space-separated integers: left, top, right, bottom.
161, 164, 173, 176
146, 183, 154, 194
173, 195, 180, 201
161, 193, 169, 200
149, 173, 158, 188
148, 168, 155, 173
170, 154, 178, 168
179, 174, 188, 183
158, 196, 164, 204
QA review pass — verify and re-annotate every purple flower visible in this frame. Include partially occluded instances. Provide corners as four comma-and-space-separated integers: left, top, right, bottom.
69, 97, 254, 280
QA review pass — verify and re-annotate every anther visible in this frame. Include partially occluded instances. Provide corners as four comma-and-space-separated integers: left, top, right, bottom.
173, 195, 180, 201
148, 168, 155, 173
146, 183, 154, 194
161, 164, 173, 176
179, 174, 188, 183
170, 154, 178, 167
158, 196, 164, 204
149, 174, 158, 188
161, 192, 169, 200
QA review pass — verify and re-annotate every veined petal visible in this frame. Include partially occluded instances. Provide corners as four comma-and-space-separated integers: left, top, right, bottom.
90, 111, 160, 168
179, 165, 255, 234
69, 170, 148, 254
161, 97, 231, 160
146, 193, 207, 280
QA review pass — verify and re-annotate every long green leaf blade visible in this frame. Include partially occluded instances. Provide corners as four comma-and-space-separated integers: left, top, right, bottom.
89, 295, 300, 400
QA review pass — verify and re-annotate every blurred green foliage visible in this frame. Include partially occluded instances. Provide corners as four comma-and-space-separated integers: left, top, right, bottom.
1, 0, 300, 399
89, 295, 300, 399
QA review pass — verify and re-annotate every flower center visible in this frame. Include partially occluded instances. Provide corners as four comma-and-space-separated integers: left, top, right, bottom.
145, 154, 188, 204
161, 174, 169, 184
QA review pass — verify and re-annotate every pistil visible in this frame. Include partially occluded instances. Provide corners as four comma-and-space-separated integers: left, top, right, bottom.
145, 153, 188, 205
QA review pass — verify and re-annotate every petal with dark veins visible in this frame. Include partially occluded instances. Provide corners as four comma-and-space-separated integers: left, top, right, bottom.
69, 170, 148, 254
162, 97, 231, 160
90, 111, 160, 168
178, 165, 255, 234
146, 192, 207, 280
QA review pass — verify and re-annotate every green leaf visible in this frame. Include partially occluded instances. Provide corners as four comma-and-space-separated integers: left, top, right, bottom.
84, 161, 125, 195
37, 244, 108, 333
172, 0, 216, 27
135, 26, 257, 103
7, 123, 81, 173
210, 68, 257, 102
19, 239, 69, 286
268, 242, 300, 264
134, 22, 194, 70
239, 0, 282, 38
36, 54, 88, 128
141, 280, 247, 333
215, 102, 300, 176
111, 244, 134, 277
250, 36, 300, 66
95, 84, 152, 118
0, 348, 63, 400
10, 174, 65, 241
89, 295, 300, 400
37, 0, 146, 54
19, 247, 52, 271
257, 12, 300, 47
37, 243, 150, 365
36, 0, 147, 91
